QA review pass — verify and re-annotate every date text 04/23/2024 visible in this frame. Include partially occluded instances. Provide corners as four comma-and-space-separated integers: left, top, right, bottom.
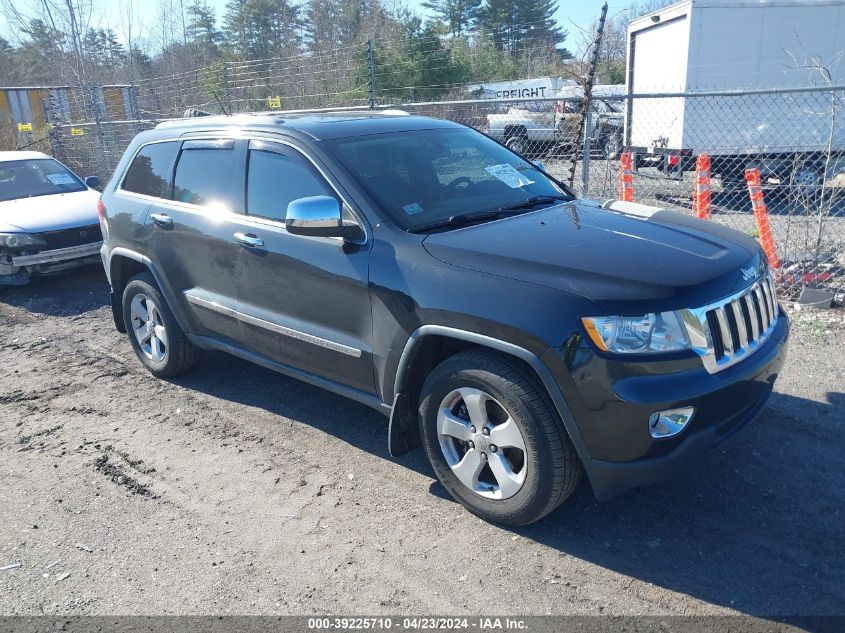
307, 617, 528, 630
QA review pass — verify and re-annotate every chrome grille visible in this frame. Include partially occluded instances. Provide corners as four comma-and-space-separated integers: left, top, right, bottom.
680, 272, 779, 374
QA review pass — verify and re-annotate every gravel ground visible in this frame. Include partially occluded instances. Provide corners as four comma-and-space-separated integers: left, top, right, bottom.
0, 266, 843, 618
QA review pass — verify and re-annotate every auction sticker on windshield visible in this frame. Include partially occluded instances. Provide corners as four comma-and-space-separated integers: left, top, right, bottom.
484, 164, 534, 188
46, 173, 77, 186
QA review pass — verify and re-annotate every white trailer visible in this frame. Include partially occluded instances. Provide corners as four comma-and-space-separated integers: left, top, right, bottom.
467, 77, 576, 100
625, 0, 845, 188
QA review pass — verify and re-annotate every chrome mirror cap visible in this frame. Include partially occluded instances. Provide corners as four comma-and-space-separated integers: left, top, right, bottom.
285, 195, 361, 239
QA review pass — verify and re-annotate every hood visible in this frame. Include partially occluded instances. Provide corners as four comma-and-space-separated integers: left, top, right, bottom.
422, 199, 767, 313
0, 189, 101, 234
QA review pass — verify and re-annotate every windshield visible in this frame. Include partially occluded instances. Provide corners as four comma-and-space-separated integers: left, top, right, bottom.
325, 128, 574, 231
0, 158, 86, 203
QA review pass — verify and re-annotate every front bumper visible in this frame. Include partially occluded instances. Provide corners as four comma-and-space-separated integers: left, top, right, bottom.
11, 241, 103, 268
0, 241, 103, 284
546, 310, 790, 501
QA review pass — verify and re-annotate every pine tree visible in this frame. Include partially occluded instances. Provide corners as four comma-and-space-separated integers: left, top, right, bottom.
186, 2, 224, 50
478, 0, 564, 52
422, 0, 481, 37
0, 37, 21, 85
223, 0, 302, 60
305, 0, 374, 51
17, 19, 68, 83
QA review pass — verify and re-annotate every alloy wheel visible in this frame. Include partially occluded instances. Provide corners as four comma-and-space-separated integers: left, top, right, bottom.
130, 293, 168, 363
436, 387, 528, 500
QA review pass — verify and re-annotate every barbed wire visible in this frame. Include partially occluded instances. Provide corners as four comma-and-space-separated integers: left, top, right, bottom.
3, 31, 843, 298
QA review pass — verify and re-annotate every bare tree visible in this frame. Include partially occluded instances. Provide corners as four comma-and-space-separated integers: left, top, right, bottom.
781, 47, 845, 287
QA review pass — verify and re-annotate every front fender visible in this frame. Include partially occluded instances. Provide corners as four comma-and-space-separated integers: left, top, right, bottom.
387, 325, 593, 472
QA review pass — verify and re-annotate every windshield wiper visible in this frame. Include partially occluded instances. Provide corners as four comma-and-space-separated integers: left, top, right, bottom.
409, 210, 523, 234
499, 194, 570, 212
409, 194, 573, 234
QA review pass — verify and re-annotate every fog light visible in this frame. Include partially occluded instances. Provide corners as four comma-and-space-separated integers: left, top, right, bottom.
648, 407, 694, 439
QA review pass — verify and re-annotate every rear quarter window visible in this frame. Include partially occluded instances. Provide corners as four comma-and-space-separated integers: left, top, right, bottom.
121, 141, 179, 198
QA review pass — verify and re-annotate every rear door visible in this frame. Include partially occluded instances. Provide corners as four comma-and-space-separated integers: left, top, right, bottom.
231, 138, 375, 395
145, 137, 245, 343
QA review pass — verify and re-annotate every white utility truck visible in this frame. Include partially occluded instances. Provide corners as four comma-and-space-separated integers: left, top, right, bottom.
626, 0, 845, 190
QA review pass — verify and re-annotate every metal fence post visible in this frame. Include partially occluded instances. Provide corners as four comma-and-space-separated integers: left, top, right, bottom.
569, 1, 607, 188
88, 85, 111, 178
44, 91, 65, 164
581, 101, 592, 196
129, 85, 143, 132
222, 61, 235, 115
367, 40, 376, 110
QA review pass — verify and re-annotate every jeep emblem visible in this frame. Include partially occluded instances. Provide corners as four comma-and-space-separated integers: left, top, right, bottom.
741, 267, 757, 281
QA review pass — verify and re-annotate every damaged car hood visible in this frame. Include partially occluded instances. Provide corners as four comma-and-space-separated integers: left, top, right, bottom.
0, 189, 101, 234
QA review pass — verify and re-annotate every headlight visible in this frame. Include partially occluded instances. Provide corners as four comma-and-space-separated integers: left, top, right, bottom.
581, 312, 691, 354
0, 233, 46, 249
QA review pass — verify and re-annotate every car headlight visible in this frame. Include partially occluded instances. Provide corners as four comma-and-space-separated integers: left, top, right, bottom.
0, 233, 46, 249
581, 312, 691, 354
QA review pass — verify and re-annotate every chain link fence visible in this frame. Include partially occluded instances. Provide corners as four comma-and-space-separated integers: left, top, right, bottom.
15, 67, 845, 299
396, 88, 845, 298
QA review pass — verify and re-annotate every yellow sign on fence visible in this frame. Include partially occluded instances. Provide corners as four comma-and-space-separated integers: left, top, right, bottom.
17, 122, 32, 132
267, 96, 282, 109
70, 128, 85, 137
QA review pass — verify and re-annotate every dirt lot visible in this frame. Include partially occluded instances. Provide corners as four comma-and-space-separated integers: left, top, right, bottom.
0, 266, 843, 618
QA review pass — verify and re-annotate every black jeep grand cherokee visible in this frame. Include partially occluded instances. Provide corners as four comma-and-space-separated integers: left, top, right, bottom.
99, 111, 789, 525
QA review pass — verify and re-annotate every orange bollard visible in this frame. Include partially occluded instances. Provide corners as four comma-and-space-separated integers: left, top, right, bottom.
693, 154, 712, 219
618, 152, 634, 202
744, 168, 780, 269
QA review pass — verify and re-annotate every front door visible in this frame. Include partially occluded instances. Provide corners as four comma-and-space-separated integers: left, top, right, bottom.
232, 139, 375, 395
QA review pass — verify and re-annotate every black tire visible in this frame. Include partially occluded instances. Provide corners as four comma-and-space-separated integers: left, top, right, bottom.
122, 271, 201, 377
721, 171, 746, 194
505, 135, 528, 155
789, 163, 822, 201
419, 349, 582, 526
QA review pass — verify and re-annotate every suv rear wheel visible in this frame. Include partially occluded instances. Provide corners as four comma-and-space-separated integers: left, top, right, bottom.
419, 349, 582, 526
122, 272, 201, 377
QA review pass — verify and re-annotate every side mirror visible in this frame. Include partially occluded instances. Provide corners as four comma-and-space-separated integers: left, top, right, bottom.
532, 161, 546, 172
286, 195, 361, 240
85, 175, 101, 189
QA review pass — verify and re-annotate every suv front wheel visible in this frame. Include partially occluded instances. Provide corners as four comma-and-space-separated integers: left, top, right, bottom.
122, 272, 201, 377
419, 349, 582, 526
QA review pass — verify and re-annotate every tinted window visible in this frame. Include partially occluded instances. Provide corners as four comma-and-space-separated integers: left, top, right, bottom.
172, 147, 235, 207
121, 142, 178, 197
246, 148, 336, 221
0, 158, 86, 202
326, 128, 570, 231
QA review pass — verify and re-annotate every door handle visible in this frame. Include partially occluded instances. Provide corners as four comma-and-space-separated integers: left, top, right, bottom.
150, 213, 173, 227
234, 232, 264, 248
